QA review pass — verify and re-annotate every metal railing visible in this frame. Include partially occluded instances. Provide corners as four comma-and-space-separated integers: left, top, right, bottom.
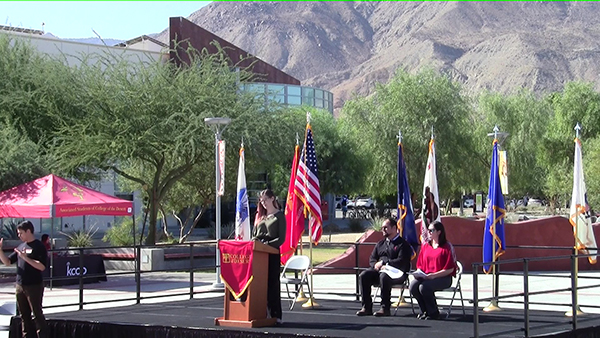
41, 240, 219, 310
35, 240, 600, 338
471, 248, 600, 338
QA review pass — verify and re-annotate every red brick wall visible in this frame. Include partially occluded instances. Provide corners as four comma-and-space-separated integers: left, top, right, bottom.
315, 216, 600, 274
169, 17, 300, 85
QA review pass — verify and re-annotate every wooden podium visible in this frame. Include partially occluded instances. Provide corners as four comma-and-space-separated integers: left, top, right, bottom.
215, 240, 279, 328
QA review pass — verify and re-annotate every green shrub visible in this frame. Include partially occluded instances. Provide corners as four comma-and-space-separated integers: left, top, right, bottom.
348, 219, 364, 233
103, 218, 141, 246
0, 222, 19, 240
61, 227, 98, 248
368, 216, 388, 231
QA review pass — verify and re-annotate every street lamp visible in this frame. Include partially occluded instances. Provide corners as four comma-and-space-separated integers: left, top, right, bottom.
204, 117, 231, 290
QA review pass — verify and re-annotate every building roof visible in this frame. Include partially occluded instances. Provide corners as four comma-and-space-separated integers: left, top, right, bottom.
116, 35, 168, 48
0, 24, 44, 35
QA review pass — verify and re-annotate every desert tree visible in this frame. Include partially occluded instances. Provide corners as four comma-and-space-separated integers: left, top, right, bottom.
339, 68, 476, 207
50, 43, 265, 244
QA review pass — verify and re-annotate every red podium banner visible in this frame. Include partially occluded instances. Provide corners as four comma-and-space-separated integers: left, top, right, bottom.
219, 240, 254, 299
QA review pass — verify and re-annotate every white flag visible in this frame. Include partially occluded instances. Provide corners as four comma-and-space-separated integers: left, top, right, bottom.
235, 146, 250, 241
421, 137, 441, 243
570, 138, 597, 264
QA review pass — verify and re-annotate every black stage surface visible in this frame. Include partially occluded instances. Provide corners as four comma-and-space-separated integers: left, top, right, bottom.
11, 297, 600, 338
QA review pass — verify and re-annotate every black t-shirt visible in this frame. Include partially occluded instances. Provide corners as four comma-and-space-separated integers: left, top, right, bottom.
8, 239, 47, 285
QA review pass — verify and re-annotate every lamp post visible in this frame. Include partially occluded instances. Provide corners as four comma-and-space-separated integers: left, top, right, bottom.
204, 117, 231, 290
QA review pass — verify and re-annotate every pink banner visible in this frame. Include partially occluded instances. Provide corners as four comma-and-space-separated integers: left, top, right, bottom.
56, 204, 132, 217
219, 240, 254, 299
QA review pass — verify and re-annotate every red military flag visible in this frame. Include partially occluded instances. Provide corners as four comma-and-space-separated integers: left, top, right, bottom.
281, 144, 306, 265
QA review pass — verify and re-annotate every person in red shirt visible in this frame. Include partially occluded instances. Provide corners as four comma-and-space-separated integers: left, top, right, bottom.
409, 220, 456, 320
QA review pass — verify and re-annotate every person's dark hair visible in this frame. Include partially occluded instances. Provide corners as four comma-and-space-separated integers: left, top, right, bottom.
255, 189, 281, 221
17, 220, 35, 234
41, 234, 49, 242
385, 217, 398, 232
430, 220, 447, 246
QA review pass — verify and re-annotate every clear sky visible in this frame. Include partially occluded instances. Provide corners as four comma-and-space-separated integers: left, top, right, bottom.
0, 1, 211, 40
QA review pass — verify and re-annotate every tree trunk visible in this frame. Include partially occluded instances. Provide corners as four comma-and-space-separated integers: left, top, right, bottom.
145, 191, 158, 245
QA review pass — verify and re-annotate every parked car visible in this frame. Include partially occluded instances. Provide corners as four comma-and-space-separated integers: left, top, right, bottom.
347, 198, 356, 209
528, 198, 544, 207
355, 197, 376, 209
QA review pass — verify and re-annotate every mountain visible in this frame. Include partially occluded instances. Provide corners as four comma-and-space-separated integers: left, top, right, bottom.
154, 2, 600, 113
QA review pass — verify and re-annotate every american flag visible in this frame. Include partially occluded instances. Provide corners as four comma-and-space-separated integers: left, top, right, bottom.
294, 124, 322, 244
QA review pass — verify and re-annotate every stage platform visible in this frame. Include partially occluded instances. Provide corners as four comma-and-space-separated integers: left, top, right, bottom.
9, 296, 600, 338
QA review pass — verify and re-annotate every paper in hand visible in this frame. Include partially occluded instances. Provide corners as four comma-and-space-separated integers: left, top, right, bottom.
410, 270, 428, 279
381, 264, 405, 279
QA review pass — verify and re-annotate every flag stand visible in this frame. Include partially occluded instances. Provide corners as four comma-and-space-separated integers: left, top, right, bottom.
302, 225, 320, 308
484, 215, 501, 312
296, 288, 308, 303
392, 296, 410, 307
483, 249, 501, 312
565, 243, 583, 317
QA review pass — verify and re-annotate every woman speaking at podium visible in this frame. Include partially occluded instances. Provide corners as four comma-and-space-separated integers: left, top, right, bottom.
252, 189, 286, 324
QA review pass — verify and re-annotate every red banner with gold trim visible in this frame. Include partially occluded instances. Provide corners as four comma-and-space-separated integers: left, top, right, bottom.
219, 240, 254, 299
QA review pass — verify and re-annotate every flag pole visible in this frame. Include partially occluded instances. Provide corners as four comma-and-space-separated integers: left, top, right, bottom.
566, 123, 583, 317
302, 112, 320, 309
392, 130, 410, 307
484, 126, 501, 312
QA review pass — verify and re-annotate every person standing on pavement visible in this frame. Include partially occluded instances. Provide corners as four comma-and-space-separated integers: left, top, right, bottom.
0, 220, 48, 338
341, 195, 349, 219
356, 218, 412, 317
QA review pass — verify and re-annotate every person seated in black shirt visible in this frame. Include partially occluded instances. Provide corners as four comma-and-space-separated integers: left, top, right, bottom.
356, 218, 412, 317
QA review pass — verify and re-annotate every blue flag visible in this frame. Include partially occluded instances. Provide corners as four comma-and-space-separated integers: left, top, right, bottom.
397, 142, 418, 257
483, 140, 506, 274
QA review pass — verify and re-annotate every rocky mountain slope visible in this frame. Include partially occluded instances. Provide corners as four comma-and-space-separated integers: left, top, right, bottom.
155, 2, 600, 113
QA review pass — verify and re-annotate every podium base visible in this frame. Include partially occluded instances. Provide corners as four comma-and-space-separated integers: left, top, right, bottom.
215, 317, 277, 328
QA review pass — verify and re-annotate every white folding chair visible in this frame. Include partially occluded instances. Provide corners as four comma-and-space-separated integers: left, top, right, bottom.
280, 255, 311, 310
438, 261, 466, 318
